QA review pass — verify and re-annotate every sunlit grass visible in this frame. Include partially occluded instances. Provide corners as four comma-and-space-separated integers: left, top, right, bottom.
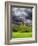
12, 32, 32, 38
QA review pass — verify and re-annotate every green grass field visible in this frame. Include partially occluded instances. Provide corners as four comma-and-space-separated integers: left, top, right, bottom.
12, 32, 32, 38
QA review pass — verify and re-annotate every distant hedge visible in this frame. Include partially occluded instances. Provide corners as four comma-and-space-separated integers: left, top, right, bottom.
12, 23, 32, 32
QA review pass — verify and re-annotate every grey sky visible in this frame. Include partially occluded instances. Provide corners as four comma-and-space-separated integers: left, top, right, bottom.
11, 7, 32, 16
11, 7, 32, 24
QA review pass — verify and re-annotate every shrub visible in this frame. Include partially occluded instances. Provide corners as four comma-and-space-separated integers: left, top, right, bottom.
12, 23, 32, 32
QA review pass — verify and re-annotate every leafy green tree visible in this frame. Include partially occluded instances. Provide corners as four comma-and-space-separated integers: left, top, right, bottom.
12, 22, 32, 32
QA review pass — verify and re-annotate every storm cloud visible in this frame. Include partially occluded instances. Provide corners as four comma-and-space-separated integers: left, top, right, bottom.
11, 7, 32, 24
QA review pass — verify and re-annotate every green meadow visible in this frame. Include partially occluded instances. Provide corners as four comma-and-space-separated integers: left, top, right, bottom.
12, 32, 32, 38
12, 23, 32, 38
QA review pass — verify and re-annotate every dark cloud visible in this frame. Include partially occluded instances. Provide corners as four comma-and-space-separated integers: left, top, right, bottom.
11, 7, 32, 24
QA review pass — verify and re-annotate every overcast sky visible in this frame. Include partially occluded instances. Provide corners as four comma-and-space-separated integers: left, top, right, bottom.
11, 7, 32, 24
11, 7, 32, 16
